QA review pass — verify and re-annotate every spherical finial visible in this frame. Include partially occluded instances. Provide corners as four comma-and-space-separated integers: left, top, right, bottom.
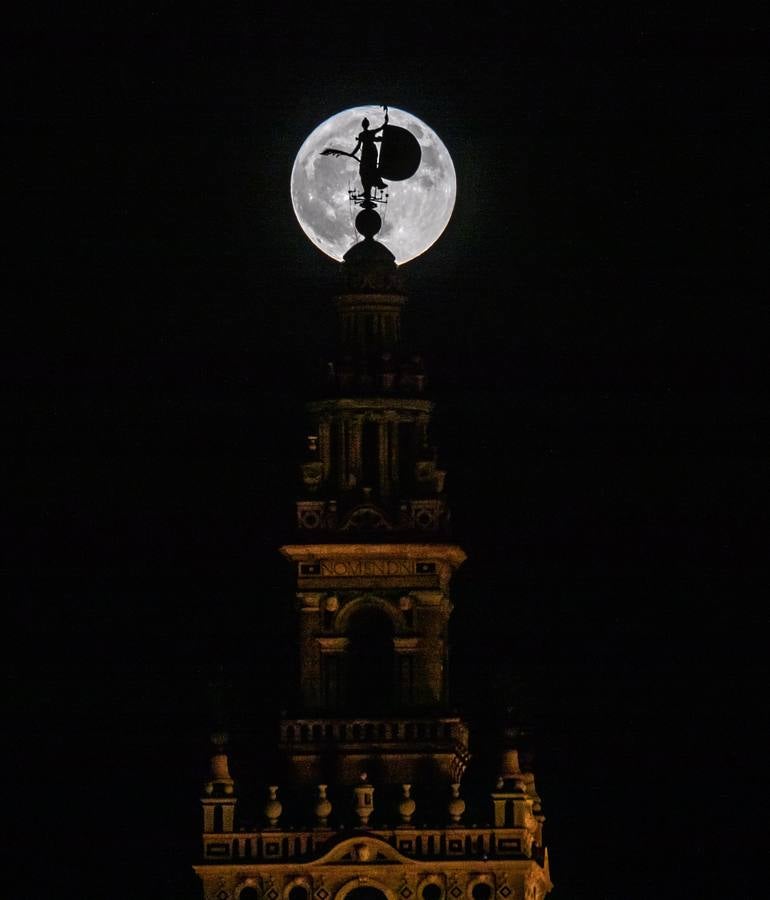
355, 206, 381, 239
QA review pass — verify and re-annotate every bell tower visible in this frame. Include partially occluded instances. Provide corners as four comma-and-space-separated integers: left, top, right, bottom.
194, 107, 552, 900
295, 236, 448, 541
281, 234, 469, 796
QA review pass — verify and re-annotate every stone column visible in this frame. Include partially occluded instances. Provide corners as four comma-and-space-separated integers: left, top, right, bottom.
350, 415, 363, 487
418, 603, 446, 706
389, 417, 399, 493
416, 413, 430, 451
378, 419, 389, 497
335, 417, 346, 490
319, 418, 331, 481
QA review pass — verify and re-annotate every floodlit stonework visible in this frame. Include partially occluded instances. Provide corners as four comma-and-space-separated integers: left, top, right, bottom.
194, 236, 552, 900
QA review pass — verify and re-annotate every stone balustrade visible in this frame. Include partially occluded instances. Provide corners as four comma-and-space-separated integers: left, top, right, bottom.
203, 826, 534, 863
279, 717, 468, 746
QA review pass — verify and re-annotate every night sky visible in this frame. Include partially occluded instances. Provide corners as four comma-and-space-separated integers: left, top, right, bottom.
9, 5, 767, 899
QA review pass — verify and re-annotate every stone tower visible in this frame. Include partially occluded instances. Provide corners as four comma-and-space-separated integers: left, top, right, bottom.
194, 223, 552, 900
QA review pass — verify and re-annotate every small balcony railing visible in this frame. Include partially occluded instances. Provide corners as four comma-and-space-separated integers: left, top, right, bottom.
279, 717, 468, 747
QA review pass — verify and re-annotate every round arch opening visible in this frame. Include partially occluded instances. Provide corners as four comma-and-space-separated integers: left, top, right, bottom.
345, 603, 395, 713
471, 885, 492, 900
345, 889, 389, 900
239, 889, 260, 900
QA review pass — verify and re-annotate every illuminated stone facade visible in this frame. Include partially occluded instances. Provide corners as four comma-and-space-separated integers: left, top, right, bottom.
194, 237, 552, 900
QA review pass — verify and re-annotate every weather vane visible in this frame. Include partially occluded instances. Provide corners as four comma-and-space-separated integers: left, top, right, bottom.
319, 105, 421, 211
291, 106, 456, 265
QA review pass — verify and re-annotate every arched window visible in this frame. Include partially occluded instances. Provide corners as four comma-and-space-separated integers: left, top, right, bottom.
212, 804, 223, 832
346, 889, 388, 900
289, 886, 309, 900
398, 422, 415, 489
471, 885, 492, 900
422, 885, 442, 900
345, 604, 395, 714
240, 889, 260, 900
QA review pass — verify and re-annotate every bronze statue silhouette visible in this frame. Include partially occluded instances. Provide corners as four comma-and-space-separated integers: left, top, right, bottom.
321, 105, 422, 206
322, 106, 390, 201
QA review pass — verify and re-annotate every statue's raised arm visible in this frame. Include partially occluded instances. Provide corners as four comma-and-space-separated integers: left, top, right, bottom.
372, 105, 389, 134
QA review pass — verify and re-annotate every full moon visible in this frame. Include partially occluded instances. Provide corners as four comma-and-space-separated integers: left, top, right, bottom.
291, 106, 456, 265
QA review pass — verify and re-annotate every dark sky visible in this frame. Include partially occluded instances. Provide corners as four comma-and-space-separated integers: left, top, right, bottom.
9, 4, 767, 899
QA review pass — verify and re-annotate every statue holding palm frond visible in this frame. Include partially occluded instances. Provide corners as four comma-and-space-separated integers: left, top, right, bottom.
321, 106, 390, 201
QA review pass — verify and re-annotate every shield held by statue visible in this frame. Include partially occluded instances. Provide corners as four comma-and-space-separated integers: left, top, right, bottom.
377, 124, 422, 181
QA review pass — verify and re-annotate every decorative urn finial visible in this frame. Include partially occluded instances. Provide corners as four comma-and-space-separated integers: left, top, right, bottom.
264, 785, 283, 827
398, 783, 416, 825
448, 782, 466, 824
315, 784, 332, 826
